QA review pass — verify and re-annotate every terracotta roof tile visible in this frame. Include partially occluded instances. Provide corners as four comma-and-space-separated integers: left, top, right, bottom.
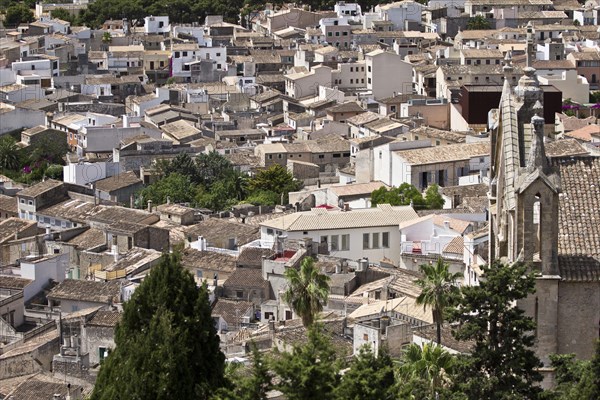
48, 279, 121, 304
87, 310, 121, 327
554, 157, 600, 259
223, 268, 270, 290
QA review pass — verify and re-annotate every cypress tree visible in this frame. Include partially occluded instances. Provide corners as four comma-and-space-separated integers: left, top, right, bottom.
91, 252, 225, 400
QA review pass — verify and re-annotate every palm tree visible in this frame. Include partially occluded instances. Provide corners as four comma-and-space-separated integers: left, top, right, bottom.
282, 257, 330, 328
0, 136, 21, 171
398, 343, 455, 396
415, 258, 461, 345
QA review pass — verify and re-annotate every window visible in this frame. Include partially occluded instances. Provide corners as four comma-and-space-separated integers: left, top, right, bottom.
236, 290, 244, 298
361, 78, 364, 84
466, 60, 471, 65
363, 233, 370, 249
196, 270, 203, 278
363, 333, 369, 340
331, 235, 339, 251
368, 78, 371, 84
333, 153, 341, 158
28, 200, 33, 206
268, 154, 273, 159
216, 52, 221, 57
328, 32, 333, 37
341, 234, 350, 251
350, 79, 353, 84
182, 51, 188, 57
372, 232, 380, 249
367, 66, 371, 72
20, 199, 25, 204
266, 228, 274, 235
382, 232, 389, 248
436, 140, 441, 145
318, 154, 325, 159
486, 59, 490, 65
361, 66, 364, 72
99, 346, 109, 362
335, 32, 340, 36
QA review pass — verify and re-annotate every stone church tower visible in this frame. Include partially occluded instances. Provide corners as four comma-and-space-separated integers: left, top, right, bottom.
489, 22, 600, 382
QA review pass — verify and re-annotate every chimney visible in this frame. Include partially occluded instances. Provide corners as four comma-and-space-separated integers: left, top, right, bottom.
112, 243, 119, 262
197, 236, 207, 251
147, 200, 153, 212
45, 225, 52, 238
166, 196, 171, 204
443, 220, 450, 230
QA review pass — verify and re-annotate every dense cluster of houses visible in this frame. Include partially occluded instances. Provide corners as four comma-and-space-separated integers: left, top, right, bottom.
0, 0, 599, 397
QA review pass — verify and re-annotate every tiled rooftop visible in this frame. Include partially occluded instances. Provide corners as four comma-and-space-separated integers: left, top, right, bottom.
555, 157, 600, 259
261, 204, 418, 231
394, 142, 489, 165
48, 279, 121, 303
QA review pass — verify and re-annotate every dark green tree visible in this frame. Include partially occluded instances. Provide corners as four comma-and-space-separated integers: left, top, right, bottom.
282, 257, 330, 328
165, 153, 197, 180
415, 258, 461, 345
4, 4, 34, 27
50, 7, 75, 23
213, 342, 273, 400
544, 340, 600, 400
248, 164, 301, 205
371, 183, 426, 208
272, 325, 341, 400
195, 151, 235, 187
335, 345, 395, 400
29, 134, 69, 165
195, 180, 238, 211
244, 189, 280, 206
466, 15, 492, 30
425, 184, 445, 209
90, 252, 225, 400
448, 261, 543, 399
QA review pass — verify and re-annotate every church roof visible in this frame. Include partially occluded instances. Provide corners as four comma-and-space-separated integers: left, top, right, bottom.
554, 157, 600, 259
558, 255, 600, 282
498, 76, 520, 210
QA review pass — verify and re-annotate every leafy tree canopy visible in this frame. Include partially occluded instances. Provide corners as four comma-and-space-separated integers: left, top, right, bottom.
139, 172, 197, 205
272, 325, 342, 400
425, 183, 445, 209
213, 342, 273, 400
4, 4, 34, 27
371, 183, 426, 208
336, 345, 395, 400
248, 164, 302, 205
543, 341, 600, 400
466, 15, 492, 30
